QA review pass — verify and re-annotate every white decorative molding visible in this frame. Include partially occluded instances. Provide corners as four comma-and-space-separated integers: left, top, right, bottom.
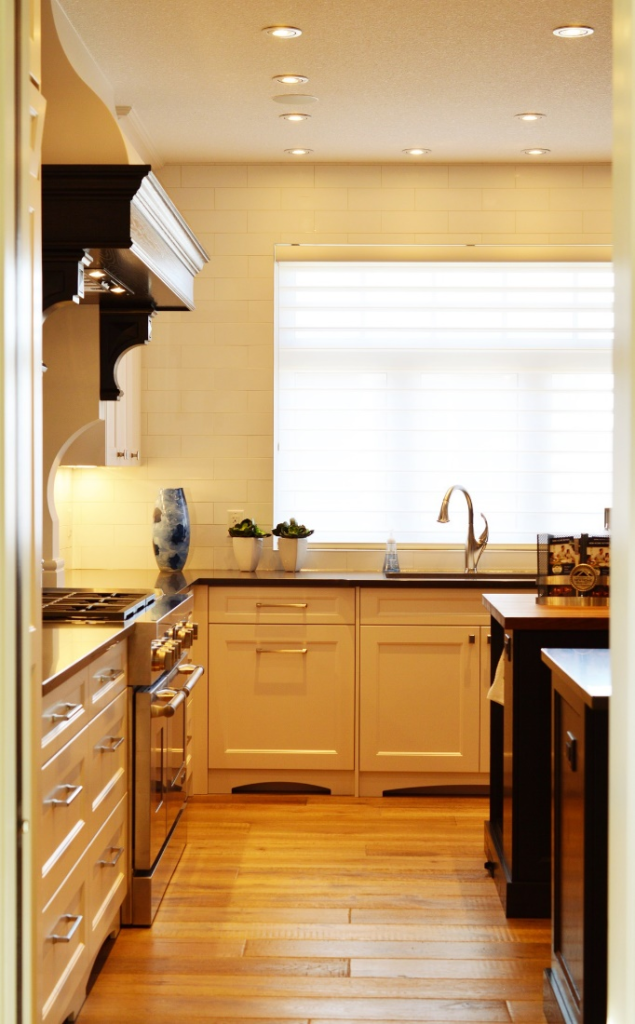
116, 104, 164, 169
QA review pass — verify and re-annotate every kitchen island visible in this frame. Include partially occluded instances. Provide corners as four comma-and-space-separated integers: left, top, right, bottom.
482, 595, 609, 918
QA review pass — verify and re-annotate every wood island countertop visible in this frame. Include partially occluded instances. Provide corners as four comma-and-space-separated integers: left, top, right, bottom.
482, 592, 610, 630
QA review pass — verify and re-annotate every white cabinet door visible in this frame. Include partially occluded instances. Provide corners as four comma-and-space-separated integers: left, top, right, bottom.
105, 346, 142, 466
209, 624, 355, 770
360, 625, 481, 773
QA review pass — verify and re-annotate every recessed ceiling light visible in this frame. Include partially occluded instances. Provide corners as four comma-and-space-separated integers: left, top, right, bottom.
403, 148, 431, 156
88, 269, 106, 279
264, 26, 302, 38
274, 74, 309, 85
284, 149, 313, 156
553, 25, 594, 38
522, 148, 551, 156
280, 112, 311, 121
110, 285, 126, 295
516, 112, 545, 121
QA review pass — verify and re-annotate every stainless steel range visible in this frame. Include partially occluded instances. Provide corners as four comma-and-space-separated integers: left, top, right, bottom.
42, 587, 204, 926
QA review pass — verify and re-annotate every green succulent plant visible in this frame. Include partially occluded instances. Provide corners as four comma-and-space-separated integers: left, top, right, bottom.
228, 517, 271, 538
272, 517, 314, 539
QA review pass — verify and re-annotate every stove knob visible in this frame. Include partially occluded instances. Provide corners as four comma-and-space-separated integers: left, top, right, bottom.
191, 621, 199, 640
151, 643, 169, 670
176, 624, 193, 649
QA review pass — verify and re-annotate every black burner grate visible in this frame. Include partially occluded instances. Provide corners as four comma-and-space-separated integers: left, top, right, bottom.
42, 588, 156, 623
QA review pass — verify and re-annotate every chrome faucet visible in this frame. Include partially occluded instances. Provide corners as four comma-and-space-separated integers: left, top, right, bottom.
437, 485, 489, 574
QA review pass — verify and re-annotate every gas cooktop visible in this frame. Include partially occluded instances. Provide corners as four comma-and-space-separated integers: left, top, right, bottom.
42, 588, 156, 623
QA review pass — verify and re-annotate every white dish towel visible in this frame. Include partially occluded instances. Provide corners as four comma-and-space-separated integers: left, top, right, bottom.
487, 652, 505, 705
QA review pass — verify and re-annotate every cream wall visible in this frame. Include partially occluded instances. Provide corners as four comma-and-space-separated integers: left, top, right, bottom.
56, 161, 612, 573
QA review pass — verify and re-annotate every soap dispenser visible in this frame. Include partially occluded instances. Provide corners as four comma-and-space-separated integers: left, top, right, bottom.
382, 534, 400, 574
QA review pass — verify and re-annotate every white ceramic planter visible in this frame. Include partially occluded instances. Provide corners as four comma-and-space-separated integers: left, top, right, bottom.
232, 536, 263, 572
277, 536, 308, 572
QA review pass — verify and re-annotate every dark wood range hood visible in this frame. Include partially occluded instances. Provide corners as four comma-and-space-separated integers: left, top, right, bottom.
42, 164, 208, 399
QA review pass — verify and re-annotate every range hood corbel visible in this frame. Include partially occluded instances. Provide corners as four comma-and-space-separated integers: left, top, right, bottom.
100, 307, 154, 400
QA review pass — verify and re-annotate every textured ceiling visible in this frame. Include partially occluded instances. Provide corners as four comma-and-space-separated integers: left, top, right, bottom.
56, 0, 612, 164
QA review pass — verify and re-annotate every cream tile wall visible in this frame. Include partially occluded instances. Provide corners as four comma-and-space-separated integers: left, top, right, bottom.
56, 162, 612, 574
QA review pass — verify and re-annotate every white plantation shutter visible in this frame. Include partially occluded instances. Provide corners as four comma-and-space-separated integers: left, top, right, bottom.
274, 261, 613, 545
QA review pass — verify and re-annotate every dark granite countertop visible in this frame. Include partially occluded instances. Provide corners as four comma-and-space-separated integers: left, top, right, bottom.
541, 647, 611, 708
63, 568, 537, 595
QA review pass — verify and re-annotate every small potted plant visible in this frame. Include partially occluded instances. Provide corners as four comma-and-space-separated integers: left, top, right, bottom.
228, 518, 271, 572
272, 518, 314, 572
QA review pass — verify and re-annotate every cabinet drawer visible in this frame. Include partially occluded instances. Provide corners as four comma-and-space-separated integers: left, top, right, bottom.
41, 730, 90, 908
360, 587, 489, 625
209, 623, 355, 770
209, 587, 355, 625
41, 853, 89, 1024
41, 668, 89, 765
88, 640, 126, 715
86, 794, 128, 955
87, 691, 127, 836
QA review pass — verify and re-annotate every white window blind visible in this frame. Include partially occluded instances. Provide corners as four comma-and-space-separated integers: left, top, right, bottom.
274, 261, 613, 545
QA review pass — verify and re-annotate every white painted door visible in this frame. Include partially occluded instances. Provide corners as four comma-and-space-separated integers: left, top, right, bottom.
360, 625, 481, 773
209, 624, 355, 770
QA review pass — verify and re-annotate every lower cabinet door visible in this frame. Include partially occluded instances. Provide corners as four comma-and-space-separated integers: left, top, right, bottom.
41, 861, 89, 1024
86, 794, 128, 956
209, 624, 355, 770
360, 625, 481, 772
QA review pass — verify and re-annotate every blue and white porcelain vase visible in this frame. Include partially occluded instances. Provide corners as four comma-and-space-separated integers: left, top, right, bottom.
152, 488, 190, 572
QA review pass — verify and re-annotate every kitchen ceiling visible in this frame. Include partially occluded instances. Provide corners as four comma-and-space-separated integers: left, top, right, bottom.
56, 0, 612, 164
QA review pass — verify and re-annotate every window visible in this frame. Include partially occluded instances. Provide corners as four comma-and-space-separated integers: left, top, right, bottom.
274, 259, 613, 545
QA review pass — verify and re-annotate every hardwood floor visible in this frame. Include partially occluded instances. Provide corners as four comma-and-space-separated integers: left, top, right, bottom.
78, 795, 550, 1024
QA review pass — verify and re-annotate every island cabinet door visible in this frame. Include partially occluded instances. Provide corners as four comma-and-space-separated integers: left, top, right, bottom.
360, 625, 481, 773
209, 624, 355, 770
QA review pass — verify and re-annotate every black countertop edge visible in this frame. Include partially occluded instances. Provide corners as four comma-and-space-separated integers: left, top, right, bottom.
173, 570, 537, 592
42, 622, 133, 696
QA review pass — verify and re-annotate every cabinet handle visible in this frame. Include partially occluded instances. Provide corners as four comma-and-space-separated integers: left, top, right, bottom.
94, 668, 123, 684
48, 914, 83, 943
116, 451, 126, 459
98, 846, 124, 868
504, 633, 512, 661
130, 451, 140, 460
565, 731, 578, 772
46, 784, 83, 807
469, 634, 475, 644
95, 735, 124, 752
256, 602, 308, 609
255, 647, 308, 655
49, 702, 83, 722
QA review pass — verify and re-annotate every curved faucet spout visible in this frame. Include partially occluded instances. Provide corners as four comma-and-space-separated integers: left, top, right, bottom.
437, 485, 489, 574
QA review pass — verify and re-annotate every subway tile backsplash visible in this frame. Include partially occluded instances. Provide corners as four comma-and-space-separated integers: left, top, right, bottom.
57, 162, 612, 574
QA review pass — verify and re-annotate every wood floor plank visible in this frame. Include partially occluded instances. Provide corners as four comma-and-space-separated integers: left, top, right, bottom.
78, 796, 549, 1023
505, 1001, 549, 1022
243, 939, 550, 960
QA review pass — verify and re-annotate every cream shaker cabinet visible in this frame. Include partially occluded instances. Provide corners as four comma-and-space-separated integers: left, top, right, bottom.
39, 638, 129, 1024
208, 588, 355, 772
359, 588, 491, 780
359, 624, 481, 773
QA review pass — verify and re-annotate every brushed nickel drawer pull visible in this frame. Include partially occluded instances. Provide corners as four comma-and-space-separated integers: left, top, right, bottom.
95, 735, 125, 752
255, 602, 308, 609
255, 647, 308, 655
98, 846, 124, 868
94, 668, 124, 683
46, 784, 83, 807
49, 702, 83, 722
49, 914, 82, 943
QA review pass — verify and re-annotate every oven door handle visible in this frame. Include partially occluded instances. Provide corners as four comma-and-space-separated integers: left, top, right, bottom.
151, 689, 187, 718
176, 663, 204, 695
